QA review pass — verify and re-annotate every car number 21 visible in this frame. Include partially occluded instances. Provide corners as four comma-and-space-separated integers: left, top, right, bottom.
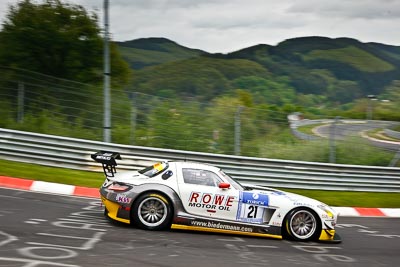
247, 205, 259, 218
239, 204, 264, 223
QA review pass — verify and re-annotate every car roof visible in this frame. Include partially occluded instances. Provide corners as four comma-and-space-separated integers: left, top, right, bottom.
169, 161, 221, 172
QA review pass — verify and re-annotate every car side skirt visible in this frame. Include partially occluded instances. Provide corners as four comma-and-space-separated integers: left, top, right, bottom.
171, 215, 283, 239
171, 224, 282, 239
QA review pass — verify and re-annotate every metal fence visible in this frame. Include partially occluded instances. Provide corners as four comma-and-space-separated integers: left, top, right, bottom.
1, 127, 400, 192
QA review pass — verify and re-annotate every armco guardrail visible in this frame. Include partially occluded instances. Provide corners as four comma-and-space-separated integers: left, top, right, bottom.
1, 128, 400, 192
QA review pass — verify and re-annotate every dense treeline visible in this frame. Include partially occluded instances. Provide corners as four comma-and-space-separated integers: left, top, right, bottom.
0, 0, 130, 85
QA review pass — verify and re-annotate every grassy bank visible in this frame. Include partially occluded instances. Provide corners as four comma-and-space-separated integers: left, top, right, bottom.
0, 159, 103, 188
1, 159, 399, 208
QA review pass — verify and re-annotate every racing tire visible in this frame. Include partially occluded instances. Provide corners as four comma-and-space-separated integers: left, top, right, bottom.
132, 193, 172, 230
284, 208, 321, 242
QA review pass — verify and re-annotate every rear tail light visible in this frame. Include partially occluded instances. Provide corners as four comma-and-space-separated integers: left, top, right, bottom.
108, 184, 130, 192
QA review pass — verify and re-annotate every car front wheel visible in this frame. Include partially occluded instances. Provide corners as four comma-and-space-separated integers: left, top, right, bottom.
284, 208, 321, 241
132, 193, 172, 230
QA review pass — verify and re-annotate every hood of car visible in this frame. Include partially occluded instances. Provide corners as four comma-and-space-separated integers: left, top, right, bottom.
242, 184, 325, 207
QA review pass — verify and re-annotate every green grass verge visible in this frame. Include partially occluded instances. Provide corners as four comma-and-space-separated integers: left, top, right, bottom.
1, 159, 399, 208
0, 159, 103, 188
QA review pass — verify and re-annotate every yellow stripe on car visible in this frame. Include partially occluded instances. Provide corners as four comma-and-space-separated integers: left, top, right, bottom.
101, 197, 130, 224
149, 193, 169, 204
319, 229, 336, 241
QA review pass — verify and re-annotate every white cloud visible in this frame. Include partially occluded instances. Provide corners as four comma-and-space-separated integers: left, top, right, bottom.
0, 0, 399, 53
288, 0, 400, 19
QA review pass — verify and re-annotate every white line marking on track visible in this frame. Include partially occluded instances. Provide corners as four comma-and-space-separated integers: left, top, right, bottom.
217, 237, 245, 242
246, 245, 278, 248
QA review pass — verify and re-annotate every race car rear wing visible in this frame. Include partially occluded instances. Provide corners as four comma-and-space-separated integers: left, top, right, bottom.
91, 151, 121, 177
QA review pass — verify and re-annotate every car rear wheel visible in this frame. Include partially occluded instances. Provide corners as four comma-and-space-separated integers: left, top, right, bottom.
284, 208, 321, 241
132, 193, 172, 230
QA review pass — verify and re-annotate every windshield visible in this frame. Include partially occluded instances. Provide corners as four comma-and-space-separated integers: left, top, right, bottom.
219, 170, 244, 190
138, 162, 169, 177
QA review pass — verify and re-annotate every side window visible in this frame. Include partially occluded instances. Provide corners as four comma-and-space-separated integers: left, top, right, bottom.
182, 168, 222, 187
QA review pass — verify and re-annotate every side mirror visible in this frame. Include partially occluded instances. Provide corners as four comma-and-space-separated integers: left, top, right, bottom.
218, 182, 230, 189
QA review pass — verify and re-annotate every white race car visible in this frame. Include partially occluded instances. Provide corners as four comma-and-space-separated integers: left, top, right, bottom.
92, 151, 341, 243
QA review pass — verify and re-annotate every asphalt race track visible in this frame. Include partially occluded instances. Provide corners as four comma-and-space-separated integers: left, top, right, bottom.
314, 122, 400, 151
0, 187, 399, 267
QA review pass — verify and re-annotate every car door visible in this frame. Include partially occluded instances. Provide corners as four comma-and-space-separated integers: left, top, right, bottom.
177, 167, 239, 221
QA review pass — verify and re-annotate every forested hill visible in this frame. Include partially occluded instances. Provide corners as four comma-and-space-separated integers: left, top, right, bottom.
117, 36, 400, 105
116, 37, 207, 69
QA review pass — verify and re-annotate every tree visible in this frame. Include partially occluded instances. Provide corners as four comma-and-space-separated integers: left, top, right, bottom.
0, 0, 129, 85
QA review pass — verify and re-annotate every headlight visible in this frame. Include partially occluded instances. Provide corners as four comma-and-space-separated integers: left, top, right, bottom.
318, 205, 335, 219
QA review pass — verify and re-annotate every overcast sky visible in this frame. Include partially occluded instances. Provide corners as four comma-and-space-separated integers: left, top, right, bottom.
1, 0, 400, 53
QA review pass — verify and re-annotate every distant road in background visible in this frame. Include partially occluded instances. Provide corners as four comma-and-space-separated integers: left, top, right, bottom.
312, 120, 400, 151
